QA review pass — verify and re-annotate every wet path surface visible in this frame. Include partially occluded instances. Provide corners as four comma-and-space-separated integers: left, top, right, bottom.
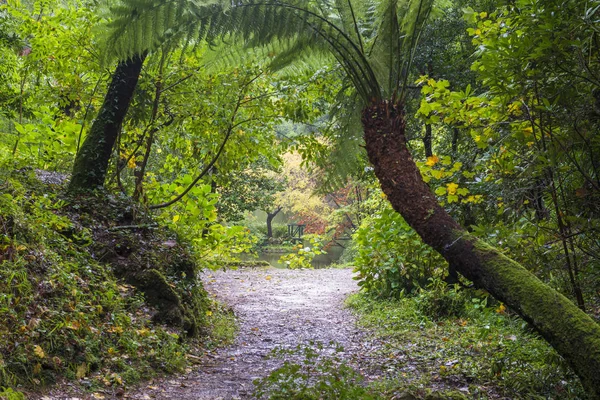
128, 267, 382, 399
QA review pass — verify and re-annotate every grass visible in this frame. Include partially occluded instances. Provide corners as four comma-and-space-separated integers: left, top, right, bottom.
0, 168, 232, 396
203, 300, 238, 349
345, 283, 586, 399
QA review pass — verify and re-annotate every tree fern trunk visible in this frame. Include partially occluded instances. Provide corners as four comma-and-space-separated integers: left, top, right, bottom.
362, 100, 600, 399
69, 55, 145, 192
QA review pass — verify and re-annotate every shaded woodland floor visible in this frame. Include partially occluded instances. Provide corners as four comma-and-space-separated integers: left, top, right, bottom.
126, 267, 383, 399
34, 267, 571, 399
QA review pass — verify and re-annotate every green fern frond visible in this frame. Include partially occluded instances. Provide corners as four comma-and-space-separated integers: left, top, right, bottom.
103, 0, 228, 63
103, 0, 435, 190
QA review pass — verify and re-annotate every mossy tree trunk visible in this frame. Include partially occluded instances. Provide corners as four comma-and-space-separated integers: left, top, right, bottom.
362, 100, 600, 399
69, 55, 145, 192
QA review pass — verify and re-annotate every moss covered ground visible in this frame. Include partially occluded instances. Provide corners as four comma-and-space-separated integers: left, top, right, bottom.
346, 282, 587, 399
0, 168, 228, 396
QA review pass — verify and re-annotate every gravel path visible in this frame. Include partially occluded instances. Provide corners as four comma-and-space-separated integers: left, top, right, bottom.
128, 267, 382, 399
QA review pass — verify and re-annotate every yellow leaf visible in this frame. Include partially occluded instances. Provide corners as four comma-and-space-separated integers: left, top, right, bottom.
76, 362, 87, 379
108, 326, 124, 334
67, 320, 81, 330
431, 170, 444, 179
127, 156, 136, 169
425, 155, 440, 167
446, 182, 459, 195
172, 215, 180, 223
112, 374, 123, 385
33, 345, 45, 359
136, 328, 150, 336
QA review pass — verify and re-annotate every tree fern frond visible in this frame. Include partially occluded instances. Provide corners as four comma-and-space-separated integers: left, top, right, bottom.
368, 0, 401, 99
103, 0, 229, 63
397, 0, 435, 101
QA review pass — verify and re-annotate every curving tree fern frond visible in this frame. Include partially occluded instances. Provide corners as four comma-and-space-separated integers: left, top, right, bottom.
103, 0, 229, 63
102, 0, 434, 191
105, 0, 433, 103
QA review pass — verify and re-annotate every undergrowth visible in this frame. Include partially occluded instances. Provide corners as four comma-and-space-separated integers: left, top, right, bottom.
346, 281, 586, 399
253, 342, 378, 400
0, 168, 219, 394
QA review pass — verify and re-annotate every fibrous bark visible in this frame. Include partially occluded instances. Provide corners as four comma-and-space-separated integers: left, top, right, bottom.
69, 55, 145, 192
362, 100, 600, 399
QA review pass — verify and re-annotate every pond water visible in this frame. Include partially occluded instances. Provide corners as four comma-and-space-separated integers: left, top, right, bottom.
249, 245, 345, 268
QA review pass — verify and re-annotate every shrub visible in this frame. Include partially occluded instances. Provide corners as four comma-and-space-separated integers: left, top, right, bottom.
353, 203, 446, 298
415, 278, 471, 320
278, 235, 325, 269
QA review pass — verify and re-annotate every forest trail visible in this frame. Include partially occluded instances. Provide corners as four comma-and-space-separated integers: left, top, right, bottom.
128, 267, 383, 399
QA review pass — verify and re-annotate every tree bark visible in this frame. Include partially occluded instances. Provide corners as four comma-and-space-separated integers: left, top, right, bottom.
68, 55, 145, 192
362, 100, 600, 399
266, 207, 282, 238
423, 123, 433, 158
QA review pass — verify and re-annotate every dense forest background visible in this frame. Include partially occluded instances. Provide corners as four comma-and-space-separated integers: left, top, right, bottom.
1, 0, 599, 398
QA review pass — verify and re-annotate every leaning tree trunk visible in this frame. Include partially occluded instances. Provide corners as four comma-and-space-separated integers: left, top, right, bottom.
69, 54, 146, 192
362, 100, 600, 399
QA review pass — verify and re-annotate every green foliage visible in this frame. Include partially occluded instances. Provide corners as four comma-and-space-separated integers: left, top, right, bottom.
202, 301, 238, 349
0, 387, 25, 400
414, 0, 600, 310
278, 235, 325, 269
347, 293, 586, 399
338, 240, 358, 265
217, 161, 285, 222
103, 0, 438, 194
416, 278, 470, 320
248, 222, 289, 241
0, 0, 103, 170
253, 342, 379, 400
0, 169, 203, 389
352, 191, 447, 298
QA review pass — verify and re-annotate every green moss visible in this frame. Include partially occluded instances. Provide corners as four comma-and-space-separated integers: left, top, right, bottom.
468, 237, 600, 398
347, 292, 585, 398
0, 168, 211, 391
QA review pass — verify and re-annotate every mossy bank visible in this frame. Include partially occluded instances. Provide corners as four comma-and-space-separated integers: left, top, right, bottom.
0, 168, 214, 394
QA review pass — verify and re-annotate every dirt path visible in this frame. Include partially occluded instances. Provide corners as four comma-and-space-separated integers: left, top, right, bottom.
128, 267, 382, 399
